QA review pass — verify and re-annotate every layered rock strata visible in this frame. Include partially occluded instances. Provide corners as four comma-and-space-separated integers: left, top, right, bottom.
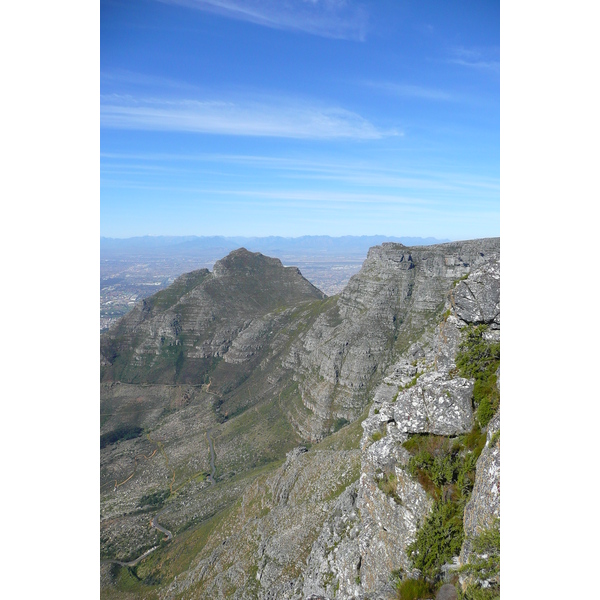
100, 239, 500, 599
283, 239, 499, 440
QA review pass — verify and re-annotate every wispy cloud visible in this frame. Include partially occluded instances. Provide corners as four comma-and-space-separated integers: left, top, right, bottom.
101, 151, 498, 191
100, 95, 395, 139
101, 70, 201, 93
99, 181, 432, 206
157, 0, 369, 40
448, 47, 499, 72
361, 81, 457, 101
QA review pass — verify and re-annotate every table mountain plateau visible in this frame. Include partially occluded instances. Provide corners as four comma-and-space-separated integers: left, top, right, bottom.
100, 238, 500, 600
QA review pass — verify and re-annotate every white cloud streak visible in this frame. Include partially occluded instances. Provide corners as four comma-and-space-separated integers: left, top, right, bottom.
99, 182, 433, 206
361, 81, 457, 101
101, 96, 394, 139
101, 152, 498, 193
448, 47, 499, 72
448, 58, 499, 71
157, 0, 369, 40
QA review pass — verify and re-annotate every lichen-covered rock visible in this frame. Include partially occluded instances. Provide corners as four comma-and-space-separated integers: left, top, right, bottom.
392, 373, 474, 435
460, 409, 500, 566
452, 260, 500, 329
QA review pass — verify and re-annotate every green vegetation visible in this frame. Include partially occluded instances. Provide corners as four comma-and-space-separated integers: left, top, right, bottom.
394, 576, 434, 600
452, 274, 469, 287
455, 325, 500, 428
489, 430, 500, 447
403, 427, 487, 581
139, 489, 170, 509
314, 404, 370, 451
458, 519, 500, 600
143, 270, 209, 314
406, 500, 464, 579
370, 430, 384, 443
398, 373, 420, 392
332, 417, 350, 432
376, 469, 402, 504
100, 425, 143, 449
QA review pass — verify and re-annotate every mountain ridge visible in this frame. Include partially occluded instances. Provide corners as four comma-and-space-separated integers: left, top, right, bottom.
100, 237, 500, 599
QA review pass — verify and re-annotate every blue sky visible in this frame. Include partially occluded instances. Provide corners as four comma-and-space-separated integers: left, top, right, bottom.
101, 0, 499, 240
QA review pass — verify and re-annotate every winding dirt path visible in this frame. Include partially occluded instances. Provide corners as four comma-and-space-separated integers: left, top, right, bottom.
103, 428, 216, 568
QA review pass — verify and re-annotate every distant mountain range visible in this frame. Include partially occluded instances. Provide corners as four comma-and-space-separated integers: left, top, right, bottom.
100, 235, 451, 259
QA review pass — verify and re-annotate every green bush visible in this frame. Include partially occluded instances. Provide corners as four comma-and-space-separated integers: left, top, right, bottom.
489, 430, 500, 447
396, 577, 434, 600
402, 429, 486, 582
456, 325, 500, 428
460, 586, 500, 600
398, 324, 500, 585
139, 489, 170, 508
377, 471, 402, 504
455, 325, 499, 379
407, 500, 464, 579
459, 518, 500, 595
371, 430, 384, 442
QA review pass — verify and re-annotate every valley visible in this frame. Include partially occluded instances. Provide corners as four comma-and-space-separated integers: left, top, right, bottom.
100, 238, 500, 600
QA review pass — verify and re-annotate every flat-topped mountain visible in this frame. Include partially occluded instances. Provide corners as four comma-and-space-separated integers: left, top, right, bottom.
100, 238, 500, 600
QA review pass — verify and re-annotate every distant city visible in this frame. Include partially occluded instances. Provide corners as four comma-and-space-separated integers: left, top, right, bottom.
100, 235, 450, 331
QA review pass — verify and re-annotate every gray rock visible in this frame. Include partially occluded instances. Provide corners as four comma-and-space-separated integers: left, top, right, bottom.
436, 583, 458, 600
452, 260, 500, 328
282, 239, 499, 440
392, 373, 473, 435
460, 409, 500, 566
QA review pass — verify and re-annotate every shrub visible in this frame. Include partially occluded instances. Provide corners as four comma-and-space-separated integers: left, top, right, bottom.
396, 577, 434, 600
402, 429, 487, 582
371, 430, 384, 443
489, 430, 500, 447
139, 489, 170, 508
377, 471, 402, 504
456, 325, 500, 428
459, 518, 500, 587
456, 325, 499, 379
406, 500, 464, 579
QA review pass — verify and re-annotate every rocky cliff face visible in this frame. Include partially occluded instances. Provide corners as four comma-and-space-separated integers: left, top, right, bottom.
294, 255, 500, 599
283, 238, 499, 441
100, 239, 500, 600
101, 248, 325, 384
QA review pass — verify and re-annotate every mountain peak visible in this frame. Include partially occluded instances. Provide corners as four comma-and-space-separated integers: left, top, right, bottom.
212, 247, 283, 277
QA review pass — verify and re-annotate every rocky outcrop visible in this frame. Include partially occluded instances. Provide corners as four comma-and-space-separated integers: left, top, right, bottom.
283, 239, 499, 441
460, 408, 500, 566
154, 444, 362, 600
100, 239, 500, 599
297, 252, 500, 599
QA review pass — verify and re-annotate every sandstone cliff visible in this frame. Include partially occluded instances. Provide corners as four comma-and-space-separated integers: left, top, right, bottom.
100, 238, 500, 600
